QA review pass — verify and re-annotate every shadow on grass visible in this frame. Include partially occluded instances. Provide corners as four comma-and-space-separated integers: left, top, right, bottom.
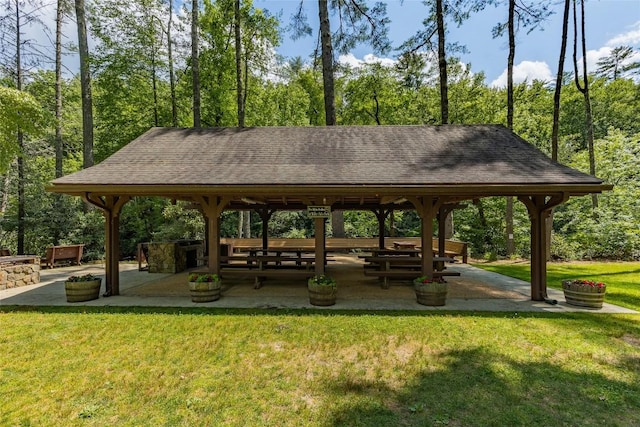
324, 347, 640, 426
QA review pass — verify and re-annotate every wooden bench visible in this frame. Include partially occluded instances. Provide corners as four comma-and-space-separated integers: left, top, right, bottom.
220, 268, 316, 289
362, 256, 454, 272
364, 269, 461, 289
432, 239, 469, 263
225, 255, 316, 269
41, 244, 84, 268
0, 248, 11, 256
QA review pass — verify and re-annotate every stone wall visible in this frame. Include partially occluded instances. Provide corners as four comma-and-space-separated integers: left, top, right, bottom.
147, 242, 204, 274
0, 261, 40, 290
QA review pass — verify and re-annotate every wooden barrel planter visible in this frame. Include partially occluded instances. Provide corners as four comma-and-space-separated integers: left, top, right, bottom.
188, 280, 222, 303
413, 279, 448, 306
562, 280, 606, 309
65, 279, 101, 303
308, 276, 337, 306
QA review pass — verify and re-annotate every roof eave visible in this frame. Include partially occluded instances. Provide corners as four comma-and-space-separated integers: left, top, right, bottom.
46, 183, 613, 198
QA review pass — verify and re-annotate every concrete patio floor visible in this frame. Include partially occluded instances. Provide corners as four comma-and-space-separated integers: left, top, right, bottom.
1, 255, 635, 313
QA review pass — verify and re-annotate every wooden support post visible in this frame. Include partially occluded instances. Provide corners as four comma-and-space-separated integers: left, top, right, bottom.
82, 194, 130, 296
314, 217, 326, 277
194, 196, 230, 275
438, 206, 447, 257
258, 208, 274, 250
518, 193, 569, 301
372, 208, 391, 249
409, 196, 442, 280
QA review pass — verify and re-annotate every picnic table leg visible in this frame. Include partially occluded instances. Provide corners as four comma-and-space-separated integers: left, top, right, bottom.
255, 261, 266, 289
254, 276, 264, 289
381, 261, 390, 289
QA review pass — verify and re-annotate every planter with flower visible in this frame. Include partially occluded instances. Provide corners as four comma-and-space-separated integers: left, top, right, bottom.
188, 273, 222, 302
65, 273, 101, 302
308, 275, 337, 306
413, 276, 447, 306
561, 279, 606, 308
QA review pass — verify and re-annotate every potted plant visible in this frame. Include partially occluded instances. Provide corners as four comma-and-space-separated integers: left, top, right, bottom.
188, 272, 222, 303
65, 273, 101, 302
562, 279, 606, 308
307, 275, 337, 306
413, 276, 447, 306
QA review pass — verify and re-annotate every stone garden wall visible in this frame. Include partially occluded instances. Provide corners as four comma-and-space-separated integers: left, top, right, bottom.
0, 259, 40, 290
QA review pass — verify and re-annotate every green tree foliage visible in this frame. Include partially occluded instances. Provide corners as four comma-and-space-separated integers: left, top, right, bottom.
596, 45, 640, 81
0, 87, 44, 172
1, 1, 639, 261
199, 0, 280, 126
554, 129, 640, 259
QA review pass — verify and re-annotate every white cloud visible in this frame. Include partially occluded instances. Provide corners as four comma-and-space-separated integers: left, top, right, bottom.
585, 46, 612, 72
606, 21, 640, 47
337, 53, 396, 68
490, 61, 553, 88
577, 22, 640, 77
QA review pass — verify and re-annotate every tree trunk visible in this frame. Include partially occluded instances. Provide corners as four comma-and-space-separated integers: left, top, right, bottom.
54, 0, 65, 245
572, 0, 597, 210
151, 36, 159, 127
548, 0, 570, 260
17, 134, 25, 255
234, 0, 245, 127
318, 0, 336, 126
75, 0, 94, 169
318, 0, 344, 237
55, 0, 64, 179
192, 0, 201, 127
505, 0, 515, 257
444, 212, 453, 239
552, 0, 570, 162
15, 3, 25, 254
244, 209, 251, 238
436, 0, 448, 124
168, 0, 177, 127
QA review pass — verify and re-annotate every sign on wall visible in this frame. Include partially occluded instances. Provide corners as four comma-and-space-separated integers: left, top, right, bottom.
307, 206, 331, 218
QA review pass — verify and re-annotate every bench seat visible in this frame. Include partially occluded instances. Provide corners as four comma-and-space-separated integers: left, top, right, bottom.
364, 269, 461, 288
220, 268, 316, 289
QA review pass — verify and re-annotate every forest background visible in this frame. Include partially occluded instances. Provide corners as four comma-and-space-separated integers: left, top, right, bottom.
1, 0, 639, 263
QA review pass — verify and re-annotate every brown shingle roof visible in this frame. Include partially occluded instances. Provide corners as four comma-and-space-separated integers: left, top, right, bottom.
52, 125, 604, 189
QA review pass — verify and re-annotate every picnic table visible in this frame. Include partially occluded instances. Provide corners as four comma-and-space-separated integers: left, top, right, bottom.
222, 254, 316, 269
369, 248, 421, 257
362, 255, 454, 272
219, 254, 318, 289
393, 241, 417, 250
361, 253, 459, 288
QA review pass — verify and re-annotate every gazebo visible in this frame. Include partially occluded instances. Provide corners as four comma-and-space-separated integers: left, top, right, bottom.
47, 125, 611, 302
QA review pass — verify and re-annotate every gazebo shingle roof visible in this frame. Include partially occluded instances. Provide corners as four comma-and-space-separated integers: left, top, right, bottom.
51, 125, 604, 188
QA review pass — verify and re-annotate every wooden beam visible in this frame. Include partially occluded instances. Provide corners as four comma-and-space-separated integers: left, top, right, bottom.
314, 217, 326, 277
82, 194, 130, 296
194, 196, 231, 275
408, 196, 443, 279
518, 193, 569, 301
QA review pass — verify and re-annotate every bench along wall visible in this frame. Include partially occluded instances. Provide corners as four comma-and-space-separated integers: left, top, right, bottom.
0, 256, 41, 290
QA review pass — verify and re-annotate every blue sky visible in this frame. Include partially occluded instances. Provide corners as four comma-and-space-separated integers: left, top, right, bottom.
258, 0, 640, 86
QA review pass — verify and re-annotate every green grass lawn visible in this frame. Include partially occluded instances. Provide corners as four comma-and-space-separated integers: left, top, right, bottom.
1, 305, 639, 426
473, 261, 640, 311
